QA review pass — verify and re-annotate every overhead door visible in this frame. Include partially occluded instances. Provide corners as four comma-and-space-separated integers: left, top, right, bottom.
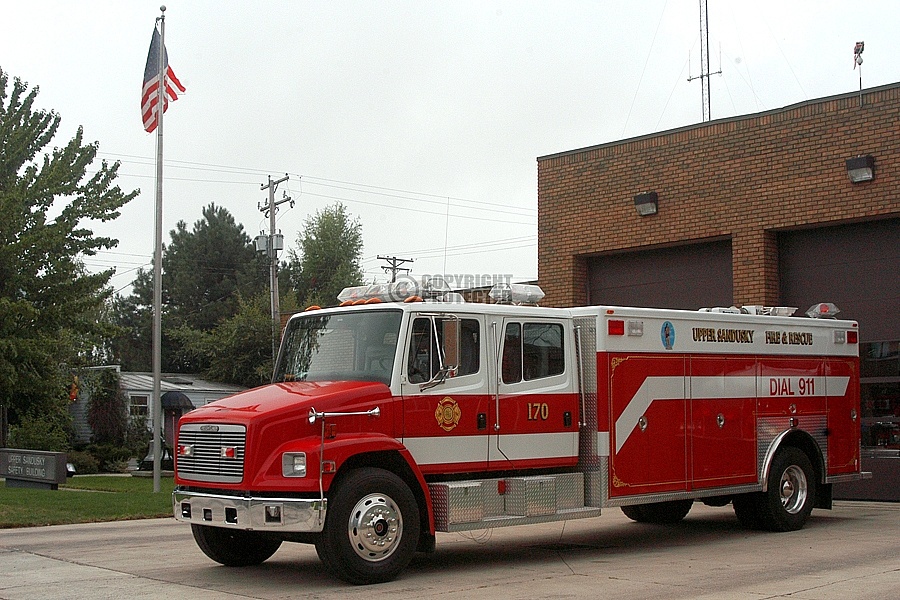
778, 218, 899, 342
587, 239, 733, 309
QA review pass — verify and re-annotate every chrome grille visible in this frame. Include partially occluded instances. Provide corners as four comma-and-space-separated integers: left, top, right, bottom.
176, 423, 246, 483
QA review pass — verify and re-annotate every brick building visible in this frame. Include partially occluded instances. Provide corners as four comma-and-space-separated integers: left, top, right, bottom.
537, 83, 900, 500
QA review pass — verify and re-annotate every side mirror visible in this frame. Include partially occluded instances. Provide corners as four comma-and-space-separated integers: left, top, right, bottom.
442, 318, 460, 373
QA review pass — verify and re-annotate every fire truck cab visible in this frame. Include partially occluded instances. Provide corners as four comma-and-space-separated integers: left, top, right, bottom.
173, 281, 867, 584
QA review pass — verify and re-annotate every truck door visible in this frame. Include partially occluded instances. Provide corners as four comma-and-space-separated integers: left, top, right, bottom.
608, 353, 688, 497
826, 357, 859, 475
400, 314, 491, 475
491, 318, 579, 470
688, 356, 758, 488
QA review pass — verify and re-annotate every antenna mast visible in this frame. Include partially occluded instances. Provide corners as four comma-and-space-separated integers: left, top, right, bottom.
687, 0, 721, 121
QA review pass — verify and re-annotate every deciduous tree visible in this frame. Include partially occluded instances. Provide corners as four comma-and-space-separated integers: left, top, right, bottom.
0, 68, 136, 425
285, 203, 364, 307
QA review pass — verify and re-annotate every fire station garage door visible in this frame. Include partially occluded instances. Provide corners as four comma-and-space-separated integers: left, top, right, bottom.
778, 218, 900, 343
587, 239, 733, 309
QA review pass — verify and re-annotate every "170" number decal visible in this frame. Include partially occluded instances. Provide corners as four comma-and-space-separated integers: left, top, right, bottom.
527, 402, 549, 421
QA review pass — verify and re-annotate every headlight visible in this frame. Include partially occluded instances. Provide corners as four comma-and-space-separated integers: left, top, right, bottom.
282, 452, 307, 477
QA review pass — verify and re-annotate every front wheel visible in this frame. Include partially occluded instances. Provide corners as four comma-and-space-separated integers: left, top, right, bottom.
191, 524, 282, 566
315, 467, 420, 585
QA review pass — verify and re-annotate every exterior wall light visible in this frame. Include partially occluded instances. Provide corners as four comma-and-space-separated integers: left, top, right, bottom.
846, 155, 875, 183
633, 191, 659, 216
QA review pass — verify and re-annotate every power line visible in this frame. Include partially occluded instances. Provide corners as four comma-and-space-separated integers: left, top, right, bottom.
362, 234, 536, 262
97, 152, 537, 216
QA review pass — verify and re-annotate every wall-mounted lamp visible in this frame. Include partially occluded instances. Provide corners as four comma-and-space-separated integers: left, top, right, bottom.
845, 155, 875, 183
633, 191, 658, 216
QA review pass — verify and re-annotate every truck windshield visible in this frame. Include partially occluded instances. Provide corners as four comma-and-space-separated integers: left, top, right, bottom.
274, 309, 402, 386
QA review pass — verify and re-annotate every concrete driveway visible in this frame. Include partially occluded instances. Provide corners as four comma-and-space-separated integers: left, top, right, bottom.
0, 501, 898, 599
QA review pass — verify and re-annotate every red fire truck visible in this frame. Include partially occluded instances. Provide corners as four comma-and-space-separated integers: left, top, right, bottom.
173, 281, 867, 584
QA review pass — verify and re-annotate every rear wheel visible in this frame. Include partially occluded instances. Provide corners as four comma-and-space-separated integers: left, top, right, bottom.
191, 524, 282, 566
757, 447, 816, 532
734, 447, 815, 532
315, 467, 420, 585
621, 499, 693, 524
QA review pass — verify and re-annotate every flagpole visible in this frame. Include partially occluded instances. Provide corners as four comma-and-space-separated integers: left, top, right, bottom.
151, 4, 167, 494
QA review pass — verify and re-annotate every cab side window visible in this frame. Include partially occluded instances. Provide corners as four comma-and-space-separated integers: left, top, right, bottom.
502, 322, 564, 383
408, 317, 480, 384
502, 323, 522, 384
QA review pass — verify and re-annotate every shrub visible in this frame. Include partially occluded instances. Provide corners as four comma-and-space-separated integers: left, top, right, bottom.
85, 443, 131, 473
124, 415, 152, 457
68, 450, 100, 474
8, 413, 71, 452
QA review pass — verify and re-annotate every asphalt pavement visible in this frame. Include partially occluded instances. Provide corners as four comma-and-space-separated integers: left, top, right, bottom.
0, 500, 897, 599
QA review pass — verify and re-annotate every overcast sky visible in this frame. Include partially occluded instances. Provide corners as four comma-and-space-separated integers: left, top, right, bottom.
3, 1, 899, 297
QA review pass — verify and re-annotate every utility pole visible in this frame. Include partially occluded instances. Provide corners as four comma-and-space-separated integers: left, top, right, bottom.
257, 174, 293, 362
378, 255, 413, 282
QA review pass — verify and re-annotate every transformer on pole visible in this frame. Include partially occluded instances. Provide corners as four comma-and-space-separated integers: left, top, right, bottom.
257, 174, 293, 362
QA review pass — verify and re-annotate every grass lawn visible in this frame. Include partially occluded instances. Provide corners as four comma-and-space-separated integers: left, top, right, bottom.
0, 475, 175, 528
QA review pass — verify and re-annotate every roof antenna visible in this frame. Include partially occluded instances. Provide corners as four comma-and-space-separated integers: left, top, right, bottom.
687, 0, 722, 122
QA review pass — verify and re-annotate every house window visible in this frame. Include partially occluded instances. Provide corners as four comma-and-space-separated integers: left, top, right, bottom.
130, 395, 149, 418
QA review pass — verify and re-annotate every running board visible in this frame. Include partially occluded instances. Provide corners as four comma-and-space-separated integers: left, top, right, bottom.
429, 472, 601, 533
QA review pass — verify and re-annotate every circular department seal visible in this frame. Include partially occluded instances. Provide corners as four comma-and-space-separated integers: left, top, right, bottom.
434, 397, 461, 432
661, 321, 676, 350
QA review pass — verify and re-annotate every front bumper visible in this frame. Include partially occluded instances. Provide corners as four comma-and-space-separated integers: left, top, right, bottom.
173, 488, 327, 532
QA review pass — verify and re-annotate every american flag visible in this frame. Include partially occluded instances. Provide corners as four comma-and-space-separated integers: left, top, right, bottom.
141, 25, 185, 133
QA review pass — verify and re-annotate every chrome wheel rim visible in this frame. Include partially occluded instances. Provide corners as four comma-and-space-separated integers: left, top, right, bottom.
780, 465, 808, 514
348, 493, 403, 562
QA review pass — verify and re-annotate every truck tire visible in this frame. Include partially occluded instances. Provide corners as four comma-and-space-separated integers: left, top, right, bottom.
748, 446, 816, 532
621, 499, 693, 524
315, 467, 420, 585
732, 493, 763, 530
191, 524, 282, 566
620, 504, 646, 522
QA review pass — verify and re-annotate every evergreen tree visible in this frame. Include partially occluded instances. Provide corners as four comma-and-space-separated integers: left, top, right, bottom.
113, 204, 267, 372
164, 203, 266, 331
86, 368, 127, 445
